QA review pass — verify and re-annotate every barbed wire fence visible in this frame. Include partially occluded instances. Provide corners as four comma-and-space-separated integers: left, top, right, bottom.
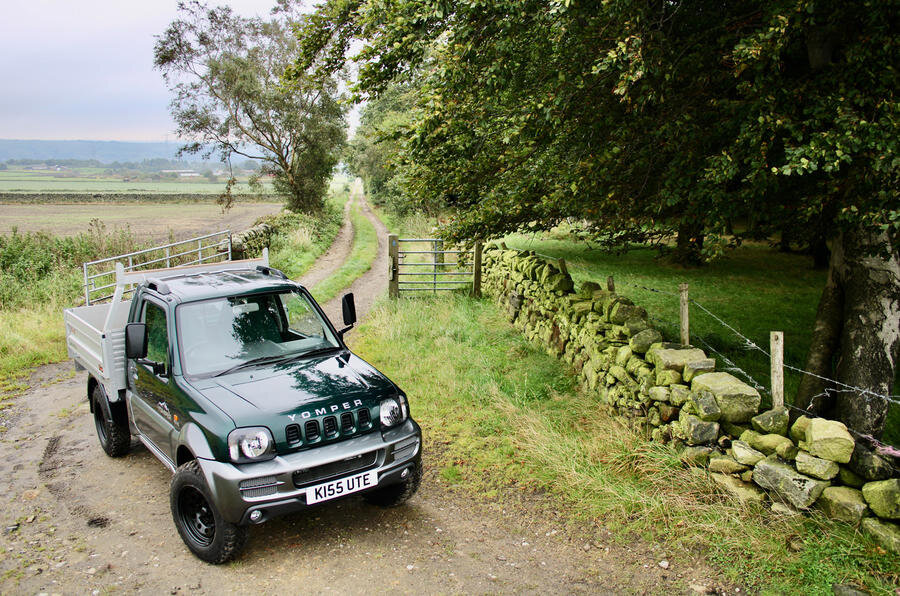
521, 247, 900, 454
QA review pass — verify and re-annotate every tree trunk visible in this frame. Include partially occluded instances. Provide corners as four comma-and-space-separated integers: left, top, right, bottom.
794, 240, 843, 417
795, 228, 900, 437
832, 229, 900, 437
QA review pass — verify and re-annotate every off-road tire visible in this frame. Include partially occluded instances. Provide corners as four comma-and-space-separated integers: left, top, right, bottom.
170, 460, 248, 564
363, 462, 422, 507
92, 384, 130, 457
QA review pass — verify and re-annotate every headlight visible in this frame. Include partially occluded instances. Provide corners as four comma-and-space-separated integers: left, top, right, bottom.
380, 396, 407, 428
228, 427, 275, 463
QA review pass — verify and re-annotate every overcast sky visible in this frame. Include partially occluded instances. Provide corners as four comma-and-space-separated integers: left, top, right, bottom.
0, 1, 346, 142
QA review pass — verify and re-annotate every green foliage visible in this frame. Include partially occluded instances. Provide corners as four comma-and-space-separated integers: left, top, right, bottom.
154, 1, 346, 213
355, 295, 898, 593
296, 0, 897, 249
345, 85, 421, 215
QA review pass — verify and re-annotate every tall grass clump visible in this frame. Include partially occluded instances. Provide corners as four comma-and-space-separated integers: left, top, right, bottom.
268, 190, 346, 279
353, 295, 898, 594
0, 221, 139, 395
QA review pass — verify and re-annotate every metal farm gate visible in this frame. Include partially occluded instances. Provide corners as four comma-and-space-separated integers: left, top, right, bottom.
388, 235, 482, 298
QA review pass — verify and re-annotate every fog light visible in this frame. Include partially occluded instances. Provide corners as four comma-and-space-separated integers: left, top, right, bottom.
249, 510, 263, 523
400, 468, 410, 479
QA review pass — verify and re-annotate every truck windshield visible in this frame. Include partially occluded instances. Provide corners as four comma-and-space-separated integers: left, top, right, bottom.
176, 290, 340, 377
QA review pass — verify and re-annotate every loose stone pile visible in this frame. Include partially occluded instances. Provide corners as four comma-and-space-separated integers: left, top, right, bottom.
481, 244, 900, 553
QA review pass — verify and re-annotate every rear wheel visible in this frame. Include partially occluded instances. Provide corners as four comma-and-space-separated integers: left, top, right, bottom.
364, 462, 422, 507
170, 460, 248, 564
92, 384, 130, 457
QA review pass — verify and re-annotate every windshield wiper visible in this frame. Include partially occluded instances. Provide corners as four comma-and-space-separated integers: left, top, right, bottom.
284, 346, 341, 362
213, 354, 289, 377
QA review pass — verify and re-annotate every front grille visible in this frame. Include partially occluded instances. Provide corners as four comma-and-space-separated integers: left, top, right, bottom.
239, 475, 278, 498
305, 420, 320, 441
292, 450, 379, 488
285, 424, 301, 444
323, 416, 337, 436
358, 408, 371, 426
341, 412, 354, 433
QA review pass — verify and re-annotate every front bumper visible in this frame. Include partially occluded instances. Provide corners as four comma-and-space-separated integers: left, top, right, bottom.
197, 419, 421, 524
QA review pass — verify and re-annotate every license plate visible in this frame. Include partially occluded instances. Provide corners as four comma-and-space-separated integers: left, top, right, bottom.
306, 470, 378, 505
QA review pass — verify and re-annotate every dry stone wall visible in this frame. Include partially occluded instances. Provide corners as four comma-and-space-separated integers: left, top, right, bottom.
481, 244, 900, 553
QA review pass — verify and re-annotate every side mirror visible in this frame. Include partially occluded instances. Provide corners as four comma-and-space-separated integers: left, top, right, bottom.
341, 293, 357, 327
125, 323, 148, 359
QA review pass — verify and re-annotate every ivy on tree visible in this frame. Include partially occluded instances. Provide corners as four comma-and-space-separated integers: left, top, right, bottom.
154, 1, 346, 213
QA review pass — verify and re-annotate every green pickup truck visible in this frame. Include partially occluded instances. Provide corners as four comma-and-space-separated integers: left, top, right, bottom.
64, 252, 422, 563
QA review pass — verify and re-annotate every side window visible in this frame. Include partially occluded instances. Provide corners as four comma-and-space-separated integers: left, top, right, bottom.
143, 302, 169, 367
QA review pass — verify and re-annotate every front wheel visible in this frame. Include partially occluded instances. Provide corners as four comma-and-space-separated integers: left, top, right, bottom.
92, 385, 130, 457
363, 462, 422, 507
170, 460, 248, 564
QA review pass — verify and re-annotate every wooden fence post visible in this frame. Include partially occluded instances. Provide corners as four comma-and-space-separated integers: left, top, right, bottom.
388, 234, 399, 299
679, 283, 690, 346
607, 276, 615, 292
770, 331, 784, 409
473, 241, 482, 298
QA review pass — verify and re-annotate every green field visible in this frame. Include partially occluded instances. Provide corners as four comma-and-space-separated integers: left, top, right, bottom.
0, 169, 272, 194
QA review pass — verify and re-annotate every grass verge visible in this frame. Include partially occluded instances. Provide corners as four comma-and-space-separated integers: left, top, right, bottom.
310, 200, 378, 304
353, 295, 899, 594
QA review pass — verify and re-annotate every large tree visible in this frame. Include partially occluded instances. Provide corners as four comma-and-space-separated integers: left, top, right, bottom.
297, 0, 899, 436
154, 1, 346, 212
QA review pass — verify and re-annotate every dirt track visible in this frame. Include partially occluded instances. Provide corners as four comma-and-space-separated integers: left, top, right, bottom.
0, 187, 732, 594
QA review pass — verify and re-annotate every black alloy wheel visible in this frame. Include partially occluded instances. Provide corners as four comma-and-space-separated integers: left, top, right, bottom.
170, 460, 248, 564
177, 486, 215, 548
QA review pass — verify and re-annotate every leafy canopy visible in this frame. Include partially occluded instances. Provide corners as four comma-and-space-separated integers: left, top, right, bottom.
295, 0, 897, 252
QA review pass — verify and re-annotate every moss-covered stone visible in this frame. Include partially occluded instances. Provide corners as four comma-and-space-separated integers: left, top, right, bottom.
656, 369, 683, 386
751, 407, 789, 436
691, 372, 761, 423
818, 486, 869, 525
740, 430, 795, 457
848, 443, 894, 481
861, 518, 900, 554
692, 390, 722, 422
668, 385, 691, 407
710, 473, 766, 503
839, 466, 866, 489
683, 415, 719, 446
789, 415, 811, 443
721, 421, 750, 438
648, 386, 669, 402
629, 328, 662, 354
775, 440, 799, 461
708, 455, 749, 475
861, 479, 900, 519
683, 358, 716, 383
804, 418, 854, 463
753, 459, 829, 509
731, 440, 766, 466
795, 451, 840, 480
680, 445, 714, 466
646, 346, 708, 372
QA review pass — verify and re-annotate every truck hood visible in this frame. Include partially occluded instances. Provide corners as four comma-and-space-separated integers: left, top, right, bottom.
188, 352, 397, 424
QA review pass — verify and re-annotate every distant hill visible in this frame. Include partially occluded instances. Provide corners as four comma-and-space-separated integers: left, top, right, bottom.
0, 139, 204, 163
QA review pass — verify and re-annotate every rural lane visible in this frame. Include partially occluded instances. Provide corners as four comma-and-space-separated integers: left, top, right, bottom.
0, 192, 731, 594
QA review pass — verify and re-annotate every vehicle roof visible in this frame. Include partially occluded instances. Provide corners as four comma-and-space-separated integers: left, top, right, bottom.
147, 268, 301, 303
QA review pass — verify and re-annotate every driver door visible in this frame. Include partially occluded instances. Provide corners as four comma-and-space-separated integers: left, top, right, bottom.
128, 299, 177, 461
